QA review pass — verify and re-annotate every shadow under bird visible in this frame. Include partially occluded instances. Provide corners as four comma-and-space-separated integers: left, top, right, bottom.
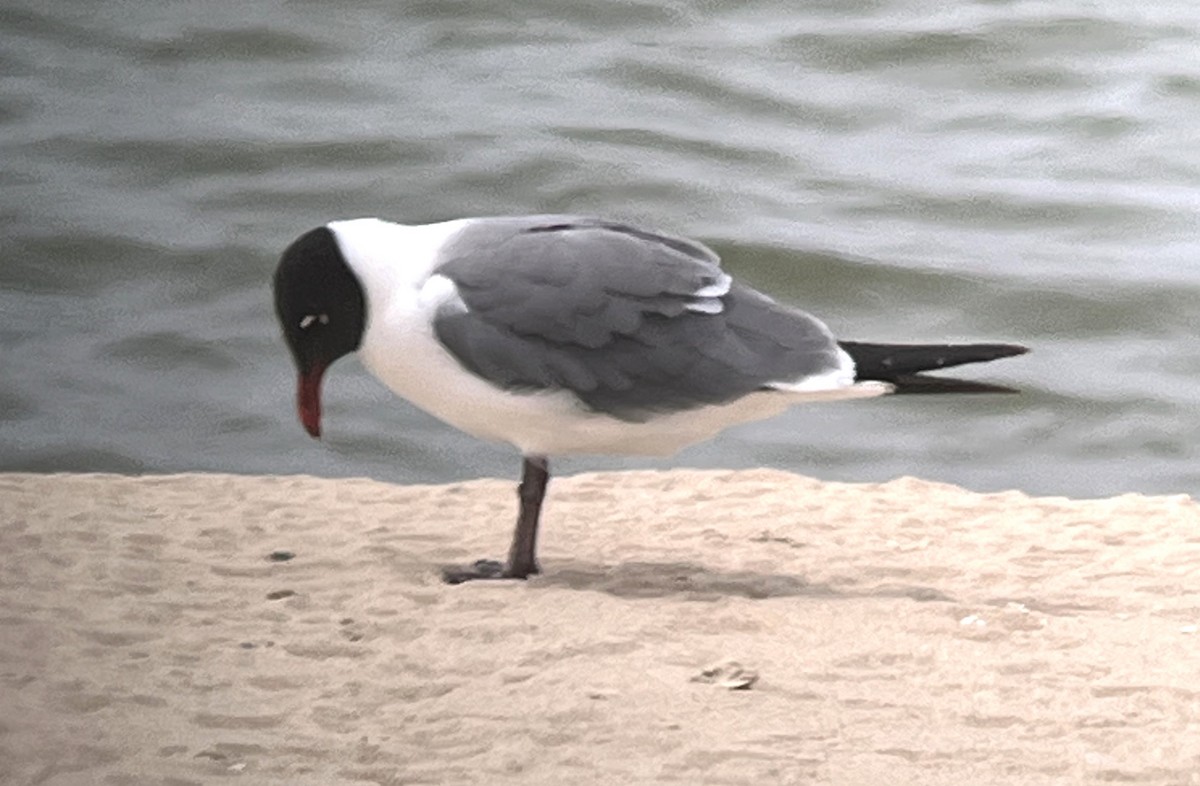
273, 215, 1027, 583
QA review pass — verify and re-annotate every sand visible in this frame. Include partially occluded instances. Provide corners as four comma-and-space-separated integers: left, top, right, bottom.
2, 469, 1199, 785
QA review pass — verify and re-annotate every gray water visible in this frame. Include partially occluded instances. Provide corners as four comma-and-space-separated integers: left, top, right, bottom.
3, 0, 1199, 499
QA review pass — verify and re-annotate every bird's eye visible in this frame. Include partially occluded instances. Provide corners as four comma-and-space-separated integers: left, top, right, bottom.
299, 314, 330, 330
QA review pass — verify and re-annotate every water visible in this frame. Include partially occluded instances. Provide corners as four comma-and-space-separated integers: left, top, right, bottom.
3, 0, 1199, 498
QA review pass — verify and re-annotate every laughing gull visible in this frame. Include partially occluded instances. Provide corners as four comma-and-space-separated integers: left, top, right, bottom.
273, 215, 1027, 583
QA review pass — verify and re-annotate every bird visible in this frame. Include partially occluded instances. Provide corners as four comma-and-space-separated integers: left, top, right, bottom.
272, 215, 1027, 583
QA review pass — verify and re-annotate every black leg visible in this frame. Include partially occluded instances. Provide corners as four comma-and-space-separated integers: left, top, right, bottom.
504, 455, 549, 578
440, 455, 550, 584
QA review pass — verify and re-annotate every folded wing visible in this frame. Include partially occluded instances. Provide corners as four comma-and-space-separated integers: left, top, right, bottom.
430, 217, 849, 421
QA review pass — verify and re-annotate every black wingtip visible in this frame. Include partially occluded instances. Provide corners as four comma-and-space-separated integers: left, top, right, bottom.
840, 340, 1030, 378
840, 340, 1028, 394
971, 343, 1030, 360
886, 374, 1023, 395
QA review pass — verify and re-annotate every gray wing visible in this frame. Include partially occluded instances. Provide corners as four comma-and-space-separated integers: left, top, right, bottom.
431, 216, 843, 421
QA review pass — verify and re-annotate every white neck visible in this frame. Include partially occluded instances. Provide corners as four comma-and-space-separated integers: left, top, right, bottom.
326, 217, 470, 313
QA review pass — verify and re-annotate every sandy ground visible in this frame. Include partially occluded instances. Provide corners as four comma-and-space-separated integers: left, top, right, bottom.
2, 469, 1199, 785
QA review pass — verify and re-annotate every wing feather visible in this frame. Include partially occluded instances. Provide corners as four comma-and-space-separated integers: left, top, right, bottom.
430, 217, 843, 419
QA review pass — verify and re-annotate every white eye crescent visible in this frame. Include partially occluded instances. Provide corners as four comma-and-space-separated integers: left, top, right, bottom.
299, 315, 316, 329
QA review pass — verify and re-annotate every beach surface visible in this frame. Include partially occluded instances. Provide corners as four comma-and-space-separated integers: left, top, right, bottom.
2, 470, 1198, 785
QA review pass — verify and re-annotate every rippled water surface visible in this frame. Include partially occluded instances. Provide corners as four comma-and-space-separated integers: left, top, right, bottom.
3, 0, 1199, 497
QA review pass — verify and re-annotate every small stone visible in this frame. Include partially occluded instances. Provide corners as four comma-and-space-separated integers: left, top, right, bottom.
268, 550, 295, 562
266, 589, 296, 601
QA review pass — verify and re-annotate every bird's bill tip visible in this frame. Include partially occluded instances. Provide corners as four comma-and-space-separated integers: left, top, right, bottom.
297, 367, 326, 439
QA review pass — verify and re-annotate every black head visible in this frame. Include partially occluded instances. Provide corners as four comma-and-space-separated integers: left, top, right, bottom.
272, 226, 367, 437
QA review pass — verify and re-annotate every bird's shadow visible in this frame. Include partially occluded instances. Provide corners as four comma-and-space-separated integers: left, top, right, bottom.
532, 560, 955, 604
